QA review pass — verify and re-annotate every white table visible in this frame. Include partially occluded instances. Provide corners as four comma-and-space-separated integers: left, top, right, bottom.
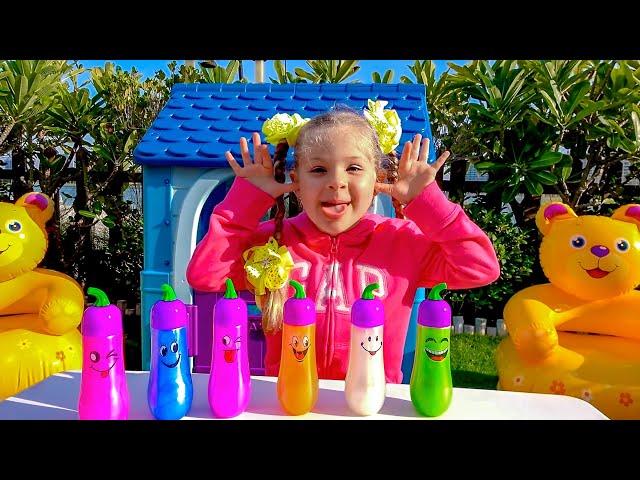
0, 371, 608, 420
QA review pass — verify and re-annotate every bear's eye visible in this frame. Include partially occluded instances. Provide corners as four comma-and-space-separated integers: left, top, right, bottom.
570, 235, 586, 249
6, 220, 21, 233
615, 238, 630, 253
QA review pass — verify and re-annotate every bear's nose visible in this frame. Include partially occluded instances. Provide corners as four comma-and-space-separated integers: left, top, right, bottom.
591, 245, 610, 257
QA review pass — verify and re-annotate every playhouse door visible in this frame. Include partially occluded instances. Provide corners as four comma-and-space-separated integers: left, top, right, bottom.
191, 178, 266, 375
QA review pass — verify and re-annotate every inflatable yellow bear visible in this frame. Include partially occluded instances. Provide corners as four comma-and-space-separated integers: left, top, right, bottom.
0, 192, 83, 399
496, 202, 640, 419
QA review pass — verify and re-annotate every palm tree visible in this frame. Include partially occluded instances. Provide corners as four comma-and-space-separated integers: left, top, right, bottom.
0, 60, 75, 199
294, 60, 360, 83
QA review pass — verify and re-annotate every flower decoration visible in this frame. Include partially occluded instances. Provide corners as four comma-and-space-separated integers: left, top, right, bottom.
262, 113, 310, 147
549, 379, 566, 395
243, 237, 295, 296
363, 99, 402, 154
620, 392, 633, 407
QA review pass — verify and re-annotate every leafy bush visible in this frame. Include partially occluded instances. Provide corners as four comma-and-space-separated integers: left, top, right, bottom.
448, 196, 538, 322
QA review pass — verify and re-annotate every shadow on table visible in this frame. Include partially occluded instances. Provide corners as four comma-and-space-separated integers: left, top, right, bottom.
243, 378, 418, 418
1, 372, 422, 420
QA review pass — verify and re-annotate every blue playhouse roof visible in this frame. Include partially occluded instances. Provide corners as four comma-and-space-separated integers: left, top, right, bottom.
134, 83, 432, 168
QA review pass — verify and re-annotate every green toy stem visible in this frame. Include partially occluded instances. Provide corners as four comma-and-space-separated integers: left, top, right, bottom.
428, 283, 448, 301
289, 280, 306, 299
87, 287, 110, 307
161, 283, 177, 301
362, 283, 380, 300
224, 278, 238, 299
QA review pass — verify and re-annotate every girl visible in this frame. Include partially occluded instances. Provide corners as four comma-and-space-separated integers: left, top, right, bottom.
187, 107, 500, 383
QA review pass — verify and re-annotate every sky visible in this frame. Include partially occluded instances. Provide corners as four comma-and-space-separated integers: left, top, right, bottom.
75, 60, 469, 83
1, 59, 469, 168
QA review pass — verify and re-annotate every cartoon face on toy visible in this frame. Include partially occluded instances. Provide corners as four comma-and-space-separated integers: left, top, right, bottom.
537, 203, 640, 301
424, 328, 449, 362
290, 335, 310, 362
158, 329, 183, 369
86, 347, 120, 378
360, 329, 383, 356
215, 325, 241, 364
0, 193, 52, 275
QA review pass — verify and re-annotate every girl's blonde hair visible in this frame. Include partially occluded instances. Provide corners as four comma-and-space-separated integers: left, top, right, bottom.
260, 106, 404, 333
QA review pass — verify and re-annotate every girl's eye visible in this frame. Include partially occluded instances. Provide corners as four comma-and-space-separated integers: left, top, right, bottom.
348, 165, 363, 172
310, 167, 326, 173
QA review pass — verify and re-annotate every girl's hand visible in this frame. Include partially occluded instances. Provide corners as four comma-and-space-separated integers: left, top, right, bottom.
225, 132, 298, 198
375, 134, 450, 205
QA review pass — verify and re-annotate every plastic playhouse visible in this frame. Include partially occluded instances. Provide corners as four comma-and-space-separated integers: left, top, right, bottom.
132, 83, 436, 381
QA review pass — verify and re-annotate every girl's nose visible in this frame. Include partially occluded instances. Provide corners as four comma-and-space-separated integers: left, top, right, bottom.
327, 173, 347, 190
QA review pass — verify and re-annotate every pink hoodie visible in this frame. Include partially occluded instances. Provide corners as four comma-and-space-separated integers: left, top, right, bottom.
187, 177, 500, 383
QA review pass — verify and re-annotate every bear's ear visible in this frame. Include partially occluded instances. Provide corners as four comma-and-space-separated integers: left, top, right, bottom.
536, 202, 577, 236
15, 192, 53, 225
612, 204, 640, 230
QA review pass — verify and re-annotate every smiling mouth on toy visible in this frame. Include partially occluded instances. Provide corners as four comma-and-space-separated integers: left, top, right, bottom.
360, 342, 382, 356
580, 264, 616, 279
224, 349, 238, 363
425, 347, 449, 361
161, 353, 181, 368
90, 361, 117, 378
0, 245, 11, 254
291, 346, 309, 362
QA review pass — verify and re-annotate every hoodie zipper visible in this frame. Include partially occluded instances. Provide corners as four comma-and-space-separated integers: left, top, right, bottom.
324, 236, 339, 373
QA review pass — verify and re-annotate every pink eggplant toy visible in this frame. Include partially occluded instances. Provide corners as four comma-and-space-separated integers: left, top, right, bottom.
78, 287, 129, 420
208, 278, 251, 418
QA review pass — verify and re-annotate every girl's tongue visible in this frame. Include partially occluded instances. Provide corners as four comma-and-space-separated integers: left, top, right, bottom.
321, 202, 349, 219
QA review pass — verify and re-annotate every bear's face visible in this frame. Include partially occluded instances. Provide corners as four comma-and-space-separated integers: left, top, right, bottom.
537, 203, 640, 301
0, 193, 52, 281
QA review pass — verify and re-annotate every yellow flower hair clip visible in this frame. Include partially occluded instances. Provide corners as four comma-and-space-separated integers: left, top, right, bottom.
242, 237, 295, 296
262, 113, 310, 147
363, 99, 402, 154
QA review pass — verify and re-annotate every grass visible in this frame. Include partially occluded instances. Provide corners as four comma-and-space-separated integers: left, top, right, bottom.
450, 334, 502, 390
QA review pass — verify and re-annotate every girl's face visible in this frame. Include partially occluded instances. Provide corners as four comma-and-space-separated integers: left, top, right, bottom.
292, 127, 377, 236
